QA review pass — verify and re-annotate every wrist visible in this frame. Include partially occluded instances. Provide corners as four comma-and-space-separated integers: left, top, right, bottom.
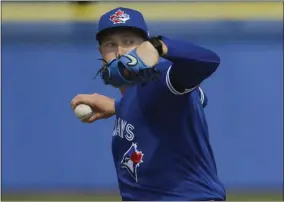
159, 40, 168, 56
147, 36, 168, 57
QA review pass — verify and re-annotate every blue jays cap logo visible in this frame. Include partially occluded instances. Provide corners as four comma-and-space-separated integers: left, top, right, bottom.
110, 9, 130, 24
121, 143, 144, 182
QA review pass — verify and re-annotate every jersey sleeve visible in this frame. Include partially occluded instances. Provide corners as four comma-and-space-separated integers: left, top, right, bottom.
166, 65, 197, 95
115, 97, 122, 113
160, 36, 220, 90
137, 60, 197, 113
197, 87, 208, 108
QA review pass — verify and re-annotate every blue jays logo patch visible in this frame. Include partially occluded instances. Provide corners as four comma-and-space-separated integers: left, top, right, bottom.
110, 9, 130, 24
121, 143, 144, 182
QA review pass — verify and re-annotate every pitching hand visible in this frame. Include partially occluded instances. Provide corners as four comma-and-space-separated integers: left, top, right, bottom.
71, 93, 116, 123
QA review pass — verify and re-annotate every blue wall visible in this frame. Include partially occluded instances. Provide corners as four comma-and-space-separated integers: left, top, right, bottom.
2, 22, 283, 191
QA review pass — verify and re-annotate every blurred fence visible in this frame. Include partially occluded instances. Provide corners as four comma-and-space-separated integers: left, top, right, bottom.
2, 2, 283, 193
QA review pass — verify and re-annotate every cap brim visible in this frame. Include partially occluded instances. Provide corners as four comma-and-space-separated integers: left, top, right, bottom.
96, 26, 148, 43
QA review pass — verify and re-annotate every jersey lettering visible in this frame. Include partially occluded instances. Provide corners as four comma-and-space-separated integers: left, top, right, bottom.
113, 117, 135, 141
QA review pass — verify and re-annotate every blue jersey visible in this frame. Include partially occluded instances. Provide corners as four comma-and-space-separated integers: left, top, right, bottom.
112, 59, 226, 201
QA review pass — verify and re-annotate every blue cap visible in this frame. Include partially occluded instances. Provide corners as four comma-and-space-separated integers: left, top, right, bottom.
96, 7, 149, 41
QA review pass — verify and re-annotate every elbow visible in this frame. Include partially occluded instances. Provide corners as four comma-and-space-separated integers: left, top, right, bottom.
201, 47, 220, 65
186, 45, 220, 74
196, 52, 220, 80
205, 60, 220, 78
211, 50, 221, 65
203, 49, 220, 74
211, 51, 221, 71
210, 54, 220, 72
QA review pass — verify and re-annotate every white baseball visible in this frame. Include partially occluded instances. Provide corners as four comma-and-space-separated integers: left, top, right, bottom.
74, 104, 94, 120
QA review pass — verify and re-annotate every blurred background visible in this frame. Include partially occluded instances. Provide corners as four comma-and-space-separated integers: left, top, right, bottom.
2, 1, 283, 201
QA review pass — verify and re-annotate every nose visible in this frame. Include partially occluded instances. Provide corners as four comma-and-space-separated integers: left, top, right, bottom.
117, 46, 123, 59
117, 45, 129, 59
116, 52, 121, 59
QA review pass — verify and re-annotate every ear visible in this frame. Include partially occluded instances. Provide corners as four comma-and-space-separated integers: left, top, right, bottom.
98, 45, 102, 54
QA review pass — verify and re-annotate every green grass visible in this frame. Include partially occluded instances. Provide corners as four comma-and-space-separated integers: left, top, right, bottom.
2, 192, 283, 201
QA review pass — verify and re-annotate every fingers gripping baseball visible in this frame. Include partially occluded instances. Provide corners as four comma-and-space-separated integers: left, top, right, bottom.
71, 93, 116, 123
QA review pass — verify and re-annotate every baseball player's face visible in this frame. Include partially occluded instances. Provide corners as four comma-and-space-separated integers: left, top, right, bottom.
99, 30, 145, 62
